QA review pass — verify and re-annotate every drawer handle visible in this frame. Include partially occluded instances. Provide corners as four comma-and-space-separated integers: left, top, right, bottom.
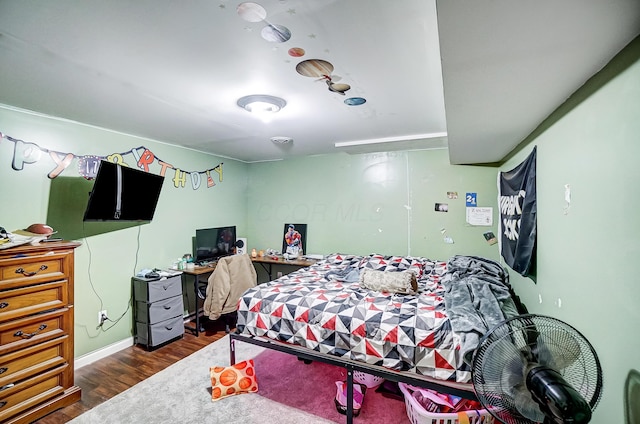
14, 324, 47, 339
0, 368, 7, 375
163, 305, 172, 310
0, 401, 6, 409
0, 302, 7, 309
0, 383, 14, 392
15, 264, 48, 276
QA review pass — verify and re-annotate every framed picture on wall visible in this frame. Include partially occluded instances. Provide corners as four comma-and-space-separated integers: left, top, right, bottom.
282, 223, 307, 257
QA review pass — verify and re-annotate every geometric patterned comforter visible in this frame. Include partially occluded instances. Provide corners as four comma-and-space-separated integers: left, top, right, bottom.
237, 253, 497, 383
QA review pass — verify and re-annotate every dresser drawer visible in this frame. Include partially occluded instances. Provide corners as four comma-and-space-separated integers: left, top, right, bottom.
0, 337, 67, 388
133, 275, 182, 302
0, 251, 71, 291
0, 309, 67, 356
136, 294, 183, 324
0, 281, 68, 323
0, 364, 67, 423
0, 241, 80, 423
136, 315, 183, 347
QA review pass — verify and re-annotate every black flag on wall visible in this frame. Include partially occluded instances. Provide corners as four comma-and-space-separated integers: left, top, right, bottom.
498, 146, 537, 276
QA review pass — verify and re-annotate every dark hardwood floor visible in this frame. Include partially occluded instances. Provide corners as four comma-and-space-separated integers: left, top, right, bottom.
34, 321, 228, 424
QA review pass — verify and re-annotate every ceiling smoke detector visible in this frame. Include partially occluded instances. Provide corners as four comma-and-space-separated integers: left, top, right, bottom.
270, 136, 293, 144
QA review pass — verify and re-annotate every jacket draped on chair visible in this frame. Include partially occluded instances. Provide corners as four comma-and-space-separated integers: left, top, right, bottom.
203, 254, 257, 321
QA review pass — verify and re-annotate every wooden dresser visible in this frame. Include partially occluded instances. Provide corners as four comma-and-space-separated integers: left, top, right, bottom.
0, 241, 81, 424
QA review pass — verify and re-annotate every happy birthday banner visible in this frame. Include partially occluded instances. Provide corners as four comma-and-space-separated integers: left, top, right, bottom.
0, 131, 223, 190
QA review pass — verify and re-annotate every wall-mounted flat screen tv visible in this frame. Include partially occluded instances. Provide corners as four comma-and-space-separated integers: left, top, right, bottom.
83, 161, 164, 221
194, 226, 237, 263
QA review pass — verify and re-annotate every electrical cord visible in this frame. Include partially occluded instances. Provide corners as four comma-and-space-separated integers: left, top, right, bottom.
82, 222, 105, 327
84, 223, 140, 331
97, 225, 141, 331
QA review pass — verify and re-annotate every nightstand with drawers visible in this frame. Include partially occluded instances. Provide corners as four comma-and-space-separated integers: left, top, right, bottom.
132, 274, 184, 349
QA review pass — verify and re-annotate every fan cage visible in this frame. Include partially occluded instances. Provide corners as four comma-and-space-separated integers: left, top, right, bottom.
471, 314, 603, 424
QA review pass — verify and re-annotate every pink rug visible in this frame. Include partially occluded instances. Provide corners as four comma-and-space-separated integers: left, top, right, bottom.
251, 348, 410, 423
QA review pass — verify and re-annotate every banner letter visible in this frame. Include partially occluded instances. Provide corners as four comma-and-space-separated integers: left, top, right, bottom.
158, 161, 173, 177
173, 168, 187, 188
190, 172, 202, 190
213, 163, 223, 182
48, 152, 75, 178
206, 170, 215, 187
137, 149, 155, 172
107, 153, 129, 167
12, 140, 42, 170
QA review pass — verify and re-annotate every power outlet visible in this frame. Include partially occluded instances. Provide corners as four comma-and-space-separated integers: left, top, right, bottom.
98, 310, 108, 326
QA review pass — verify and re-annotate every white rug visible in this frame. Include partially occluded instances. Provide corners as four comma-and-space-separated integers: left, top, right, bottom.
69, 335, 337, 424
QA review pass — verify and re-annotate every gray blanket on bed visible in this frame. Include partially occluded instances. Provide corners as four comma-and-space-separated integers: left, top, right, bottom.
441, 255, 519, 365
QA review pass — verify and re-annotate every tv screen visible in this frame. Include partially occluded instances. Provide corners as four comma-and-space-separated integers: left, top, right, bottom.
83, 161, 164, 221
194, 226, 236, 263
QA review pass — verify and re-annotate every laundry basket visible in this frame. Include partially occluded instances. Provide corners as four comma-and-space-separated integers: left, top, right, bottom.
398, 382, 493, 424
353, 371, 384, 389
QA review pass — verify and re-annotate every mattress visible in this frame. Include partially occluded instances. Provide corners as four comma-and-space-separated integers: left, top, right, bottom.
237, 253, 485, 383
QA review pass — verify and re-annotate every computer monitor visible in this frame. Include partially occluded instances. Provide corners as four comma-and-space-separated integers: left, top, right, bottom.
194, 226, 236, 263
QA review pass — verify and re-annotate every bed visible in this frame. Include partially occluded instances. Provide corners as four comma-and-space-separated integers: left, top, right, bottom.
229, 253, 525, 422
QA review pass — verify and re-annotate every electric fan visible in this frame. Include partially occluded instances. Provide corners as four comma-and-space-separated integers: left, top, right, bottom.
471, 314, 603, 424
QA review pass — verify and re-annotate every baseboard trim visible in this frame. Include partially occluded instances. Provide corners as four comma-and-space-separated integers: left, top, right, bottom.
74, 337, 135, 370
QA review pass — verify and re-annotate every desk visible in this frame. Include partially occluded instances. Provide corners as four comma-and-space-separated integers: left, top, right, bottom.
251, 256, 317, 280
181, 265, 215, 337
182, 258, 316, 336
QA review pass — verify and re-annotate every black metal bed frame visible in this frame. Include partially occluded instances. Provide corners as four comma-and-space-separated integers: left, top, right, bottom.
229, 332, 478, 424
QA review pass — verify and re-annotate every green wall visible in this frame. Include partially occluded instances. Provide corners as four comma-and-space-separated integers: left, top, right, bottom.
0, 106, 249, 356
501, 36, 640, 424
247, 150, 500, 261
0, 106, 502, 356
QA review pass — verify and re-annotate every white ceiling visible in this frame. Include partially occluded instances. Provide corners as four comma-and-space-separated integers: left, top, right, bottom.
0, 1, 638, 164
438, 0, 640, 164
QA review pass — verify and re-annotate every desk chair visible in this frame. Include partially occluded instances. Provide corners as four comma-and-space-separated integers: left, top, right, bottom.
202, 254, 257, 333
194, 279, 237, 333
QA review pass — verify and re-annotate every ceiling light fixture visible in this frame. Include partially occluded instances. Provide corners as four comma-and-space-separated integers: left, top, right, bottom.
237, 94, 286, 114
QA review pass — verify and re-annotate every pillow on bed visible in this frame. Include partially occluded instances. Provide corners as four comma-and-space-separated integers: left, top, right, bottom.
210, 359, 258, 401
358, 254, 425, 279
359, 268, 418, 294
